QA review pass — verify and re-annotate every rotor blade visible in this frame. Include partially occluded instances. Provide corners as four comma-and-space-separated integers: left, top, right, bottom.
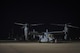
14, 23, 24, 25
31, 24, 43, 26
68, 25, 79, 28
51, 24, 64, 26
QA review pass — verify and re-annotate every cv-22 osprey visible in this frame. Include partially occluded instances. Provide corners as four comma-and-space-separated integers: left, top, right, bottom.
14, 22, 42, 40
31, 23, 79, 43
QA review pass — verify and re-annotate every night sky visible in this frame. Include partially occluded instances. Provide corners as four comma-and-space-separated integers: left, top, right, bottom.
0, 0, 80, 39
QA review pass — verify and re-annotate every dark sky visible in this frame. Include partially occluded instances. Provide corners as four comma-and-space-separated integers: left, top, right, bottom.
0, 0, 80, 37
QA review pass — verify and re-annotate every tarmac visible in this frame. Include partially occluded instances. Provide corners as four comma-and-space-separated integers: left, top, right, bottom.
0, 42, 80, 53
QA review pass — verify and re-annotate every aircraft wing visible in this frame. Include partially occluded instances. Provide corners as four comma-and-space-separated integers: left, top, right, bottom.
29, 32, 43, 35
51, 24, 64, 26
48, 31, 64, 34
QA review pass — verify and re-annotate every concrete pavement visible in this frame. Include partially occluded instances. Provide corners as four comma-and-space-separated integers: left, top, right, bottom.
0, 42, 80, 53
